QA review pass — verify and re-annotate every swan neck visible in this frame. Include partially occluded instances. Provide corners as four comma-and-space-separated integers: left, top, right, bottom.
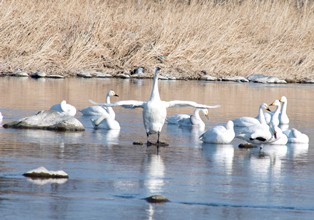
258, 106, 267, 125
194, 109, 201, 119
106, 94, 111, 104
150, 70, 160, 101
273, 105, 281, 117
281, 101, 287, 114
106, 93, 115, 118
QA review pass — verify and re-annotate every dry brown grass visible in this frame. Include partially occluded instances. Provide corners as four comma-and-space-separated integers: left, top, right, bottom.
0, 0, 313, 80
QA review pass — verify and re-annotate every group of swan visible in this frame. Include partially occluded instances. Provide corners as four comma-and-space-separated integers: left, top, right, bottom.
200, 96, 308, 146
38, 66, 308, 147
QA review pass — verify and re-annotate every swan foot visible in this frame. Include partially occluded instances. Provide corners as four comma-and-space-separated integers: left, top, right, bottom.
157, 141, 169, 147
147, 141, 154, 146
133, 141, 144, 146
146, 141, 169, 147
238, 143, 256, 149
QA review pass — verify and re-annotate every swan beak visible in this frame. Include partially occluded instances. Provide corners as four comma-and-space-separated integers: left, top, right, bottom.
266, 107, 272, 112
114, 94, 119, 97
274, 131, 277, 139
205, 113, 209, 120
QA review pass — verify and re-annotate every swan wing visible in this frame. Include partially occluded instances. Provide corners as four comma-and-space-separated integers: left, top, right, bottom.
166, 114, 190, 124
165, 100, 220, 109
89, 99, 145, 109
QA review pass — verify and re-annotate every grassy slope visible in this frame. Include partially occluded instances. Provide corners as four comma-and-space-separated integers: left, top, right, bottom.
0, 0, 313, 80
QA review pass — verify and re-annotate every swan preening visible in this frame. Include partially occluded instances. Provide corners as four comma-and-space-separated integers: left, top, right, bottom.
90, 67, 220, 146
50, 100, 77, 116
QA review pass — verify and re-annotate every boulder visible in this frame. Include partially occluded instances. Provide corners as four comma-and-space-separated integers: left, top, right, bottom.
145, 195, 170, 203
23, 166, 69, 179
3, 110, 85, 131
222, 76, 249, 83
200, 75, 218, 81
248, 74, 286, 84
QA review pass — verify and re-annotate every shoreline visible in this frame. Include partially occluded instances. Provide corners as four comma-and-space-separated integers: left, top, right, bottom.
1, 68, 314, 84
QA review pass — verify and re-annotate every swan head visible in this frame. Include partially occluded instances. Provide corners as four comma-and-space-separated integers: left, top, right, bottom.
280, 96, 287, 103
154, 67, 161, 76
108, 90, 119, 97
226, 120, 234, 129
269, 99, 281, 108
260, 103, 270, 111
202, 109, 209, 120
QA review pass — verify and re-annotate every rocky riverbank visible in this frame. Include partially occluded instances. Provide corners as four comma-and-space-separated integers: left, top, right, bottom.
1, 68, 314, 84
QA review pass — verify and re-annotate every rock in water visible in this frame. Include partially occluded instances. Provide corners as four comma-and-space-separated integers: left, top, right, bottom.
23, 166, 69, 179
3, 110, 85, 131
145, 195, 170, 203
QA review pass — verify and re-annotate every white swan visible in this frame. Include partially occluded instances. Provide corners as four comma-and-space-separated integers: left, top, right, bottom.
235, 122, 273, 145
261, 100, 287, 145
0, 112, 3, 122
268, 99, 281, 127
268, 123, 288, 145
284, 128, 309, 144
50, 100, 77, 116
236, 100, 287, 145
90, 113, 120, 130
233, 103, 269, 127
167, 108, 209, 130
235, 105, 275, 145
279, 96, 289, 125
90, 67, 220, 145
200, 120, 235, 144
264, 96, 289, 125
80, 90, 119, 116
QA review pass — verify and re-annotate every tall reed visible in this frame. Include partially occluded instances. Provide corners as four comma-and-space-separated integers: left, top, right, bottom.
0, 0, 313, 80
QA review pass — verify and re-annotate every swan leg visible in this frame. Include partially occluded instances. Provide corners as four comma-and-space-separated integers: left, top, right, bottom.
156, 132, 169, 147
146, 133, 154, 146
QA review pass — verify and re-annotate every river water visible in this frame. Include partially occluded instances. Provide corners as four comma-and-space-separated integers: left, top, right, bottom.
0, 77, 313, 219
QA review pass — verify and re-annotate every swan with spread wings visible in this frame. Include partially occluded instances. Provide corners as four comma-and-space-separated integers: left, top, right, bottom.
90, 67, 220, 146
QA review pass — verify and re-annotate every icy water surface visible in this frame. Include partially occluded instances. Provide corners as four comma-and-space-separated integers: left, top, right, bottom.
0, 77, 314, 219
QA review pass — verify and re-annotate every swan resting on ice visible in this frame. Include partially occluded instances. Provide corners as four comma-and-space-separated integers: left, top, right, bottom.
200, 120, 235, 144
90, 67, 220, 146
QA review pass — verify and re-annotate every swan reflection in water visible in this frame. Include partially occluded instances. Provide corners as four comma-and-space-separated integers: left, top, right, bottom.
249, 145, 288, 181
93, 129, 120, 146
144, 154, 165, 194
201, 144, 235, 176
144, 154, 165, 220
287, 143, 309, 159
